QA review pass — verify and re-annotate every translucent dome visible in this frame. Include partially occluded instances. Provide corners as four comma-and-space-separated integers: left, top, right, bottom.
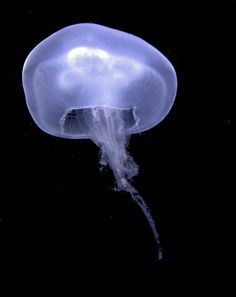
22, 23, 177, 139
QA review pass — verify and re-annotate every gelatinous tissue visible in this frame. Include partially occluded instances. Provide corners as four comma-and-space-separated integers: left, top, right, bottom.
22, 23, 177, 259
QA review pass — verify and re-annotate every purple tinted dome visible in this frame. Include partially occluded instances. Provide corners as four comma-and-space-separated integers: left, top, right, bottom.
22, 23, 177, 139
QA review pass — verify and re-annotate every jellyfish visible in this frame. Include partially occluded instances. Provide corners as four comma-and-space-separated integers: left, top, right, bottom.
22, 23, 177, 260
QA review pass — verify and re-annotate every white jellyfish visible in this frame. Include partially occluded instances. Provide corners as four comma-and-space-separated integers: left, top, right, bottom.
22, 23, 177, 260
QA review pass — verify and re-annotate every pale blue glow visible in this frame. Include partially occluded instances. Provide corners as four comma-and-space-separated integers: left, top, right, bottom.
22, 23, 177, 260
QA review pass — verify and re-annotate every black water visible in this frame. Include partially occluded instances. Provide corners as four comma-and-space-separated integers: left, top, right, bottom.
1, 0, 233, 292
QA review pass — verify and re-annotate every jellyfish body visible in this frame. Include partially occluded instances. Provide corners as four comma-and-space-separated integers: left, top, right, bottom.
22, 23, 177, 259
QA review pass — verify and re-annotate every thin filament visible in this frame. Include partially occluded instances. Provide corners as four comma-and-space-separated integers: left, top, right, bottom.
84, 107, 162, 259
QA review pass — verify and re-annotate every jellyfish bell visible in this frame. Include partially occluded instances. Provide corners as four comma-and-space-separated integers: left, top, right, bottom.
23, 23, 177, 139
22, 23, 177, 260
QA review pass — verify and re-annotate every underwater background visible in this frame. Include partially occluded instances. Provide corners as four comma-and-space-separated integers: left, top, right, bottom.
0, 0, 233, 291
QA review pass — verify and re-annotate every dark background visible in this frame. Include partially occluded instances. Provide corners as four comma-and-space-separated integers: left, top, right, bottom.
0, 0, 234, 287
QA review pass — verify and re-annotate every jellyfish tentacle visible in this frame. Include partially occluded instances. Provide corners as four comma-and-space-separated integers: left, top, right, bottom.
128, 187, 163, 260
84, 107, 162, 259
